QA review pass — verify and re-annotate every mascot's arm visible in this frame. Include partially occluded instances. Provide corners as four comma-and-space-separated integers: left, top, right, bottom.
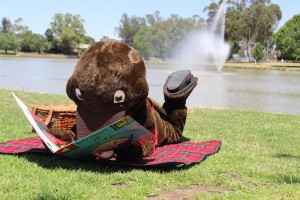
115, 100, 155, 161
49, 127, 76, 144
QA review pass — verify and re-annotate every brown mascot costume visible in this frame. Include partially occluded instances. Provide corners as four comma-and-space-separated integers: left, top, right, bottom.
50, 39, 198, 161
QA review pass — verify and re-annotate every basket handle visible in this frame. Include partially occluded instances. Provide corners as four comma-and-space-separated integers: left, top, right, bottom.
45, 109, 54, 126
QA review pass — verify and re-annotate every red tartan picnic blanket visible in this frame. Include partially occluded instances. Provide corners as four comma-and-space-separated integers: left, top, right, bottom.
0, 136, 221, 167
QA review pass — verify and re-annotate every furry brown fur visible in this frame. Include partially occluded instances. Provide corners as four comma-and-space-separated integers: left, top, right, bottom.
50, 39, 197, 161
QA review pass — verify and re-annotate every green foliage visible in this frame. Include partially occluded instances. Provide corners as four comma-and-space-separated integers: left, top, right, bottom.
0, 2, 284, 59
20, 31, 51, 53
0, 17, 29, 52
119, 12, 205, 60
82, 35, 95, 44
117, 1, 281, 61
50, 13, 87, 55
116, 13, 146, 46
44, 28, 60, 53
252, 42, 264, 62
0, 15, 94, 55
245, 3, 281, 44
274, 14, 300, 60
1, 90, 300, 199
12, 18, 29, 41
203, 1, 219, 24
133, 26, 153, 59
1, 17, 12, 33
0, 32, 18, 53
221, 0, 282, 60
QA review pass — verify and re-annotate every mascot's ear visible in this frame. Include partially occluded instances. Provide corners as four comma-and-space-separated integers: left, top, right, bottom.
66, 76, 76, 102
75, 88, 84, 101
67, 77, 85, 103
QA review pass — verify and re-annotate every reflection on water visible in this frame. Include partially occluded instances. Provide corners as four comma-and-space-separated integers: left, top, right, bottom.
1, 57, 300, 115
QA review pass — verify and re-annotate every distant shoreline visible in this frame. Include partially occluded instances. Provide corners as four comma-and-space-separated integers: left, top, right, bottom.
1, 52, 300, 71
147, 58, 300, 72
0, 52, 78, 59
224, 62, 300, 72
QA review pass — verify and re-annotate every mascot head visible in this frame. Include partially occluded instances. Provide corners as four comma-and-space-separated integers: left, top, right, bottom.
66, 39, 149, 139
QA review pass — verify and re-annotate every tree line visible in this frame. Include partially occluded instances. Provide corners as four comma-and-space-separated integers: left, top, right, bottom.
115, 0, 283, 62
115, 0, 298, 62
0, 14, 95, 55
0, 0, 299, 61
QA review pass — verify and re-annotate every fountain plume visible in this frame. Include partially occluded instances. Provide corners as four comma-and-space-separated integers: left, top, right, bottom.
175, 1, 230, 72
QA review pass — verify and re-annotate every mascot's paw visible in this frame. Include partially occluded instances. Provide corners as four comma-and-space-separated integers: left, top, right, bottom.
115, 140, 154, 161
164, 70, 198, 106
49, 127, 76, 144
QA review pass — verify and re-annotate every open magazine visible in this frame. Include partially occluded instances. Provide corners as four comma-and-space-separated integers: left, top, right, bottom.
12, 93, 154, 159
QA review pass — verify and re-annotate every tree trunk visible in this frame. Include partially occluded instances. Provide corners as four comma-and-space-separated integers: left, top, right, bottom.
247, 43, 251, 62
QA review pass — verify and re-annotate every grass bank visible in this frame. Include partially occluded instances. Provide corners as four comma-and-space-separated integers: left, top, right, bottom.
0, 51, 77, 59
0, 89, 299, 199
224, 62, 300, 72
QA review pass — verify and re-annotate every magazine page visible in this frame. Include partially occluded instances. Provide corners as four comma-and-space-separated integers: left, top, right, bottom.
12, 93, 62, 152
55, 116, 154, 158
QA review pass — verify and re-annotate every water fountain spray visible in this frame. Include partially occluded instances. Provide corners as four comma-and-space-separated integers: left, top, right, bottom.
175, 1, 230, 72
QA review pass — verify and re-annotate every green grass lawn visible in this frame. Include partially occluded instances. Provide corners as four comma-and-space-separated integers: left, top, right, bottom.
0, 89, 299, 199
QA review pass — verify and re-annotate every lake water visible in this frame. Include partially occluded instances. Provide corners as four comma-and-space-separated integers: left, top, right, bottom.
1, 57, 300, 115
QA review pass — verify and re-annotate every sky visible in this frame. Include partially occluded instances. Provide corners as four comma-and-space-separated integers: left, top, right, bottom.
0, 0, 299, 41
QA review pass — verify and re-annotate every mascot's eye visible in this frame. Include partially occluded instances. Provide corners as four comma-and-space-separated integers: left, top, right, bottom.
75, 88, 84, 101
114, 90, 125, 103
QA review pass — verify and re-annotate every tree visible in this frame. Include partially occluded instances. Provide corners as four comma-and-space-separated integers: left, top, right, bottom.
32, 34, 51, 53
20, 31, 50, 53
243, 3, 281, 60
133, 26, 153, 59
11, 18, 29, 52
203, 1, 220, 24
0, 32, 18, 53
1, 17, 12, 33
50, 13, 86, 54
145, 11, 162, 26
44, 28, 57, 53
0, 17, 29, 52
274, 14, 300, 60
132, 13, 205, 60
205, 0, 281, 61
225, 3, 246, 55
252, 42, 264, 62
12, 18, 29, 39
146, 21, 170, 60
82, 35, 95, 44
116, 13, 146, 46
20, 31, 35, 52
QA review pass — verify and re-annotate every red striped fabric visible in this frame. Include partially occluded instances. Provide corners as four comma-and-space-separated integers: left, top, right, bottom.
0, 136, 221, 167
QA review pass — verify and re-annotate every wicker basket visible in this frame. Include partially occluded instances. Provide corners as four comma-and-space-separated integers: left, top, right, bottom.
31, 104, 77, 131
